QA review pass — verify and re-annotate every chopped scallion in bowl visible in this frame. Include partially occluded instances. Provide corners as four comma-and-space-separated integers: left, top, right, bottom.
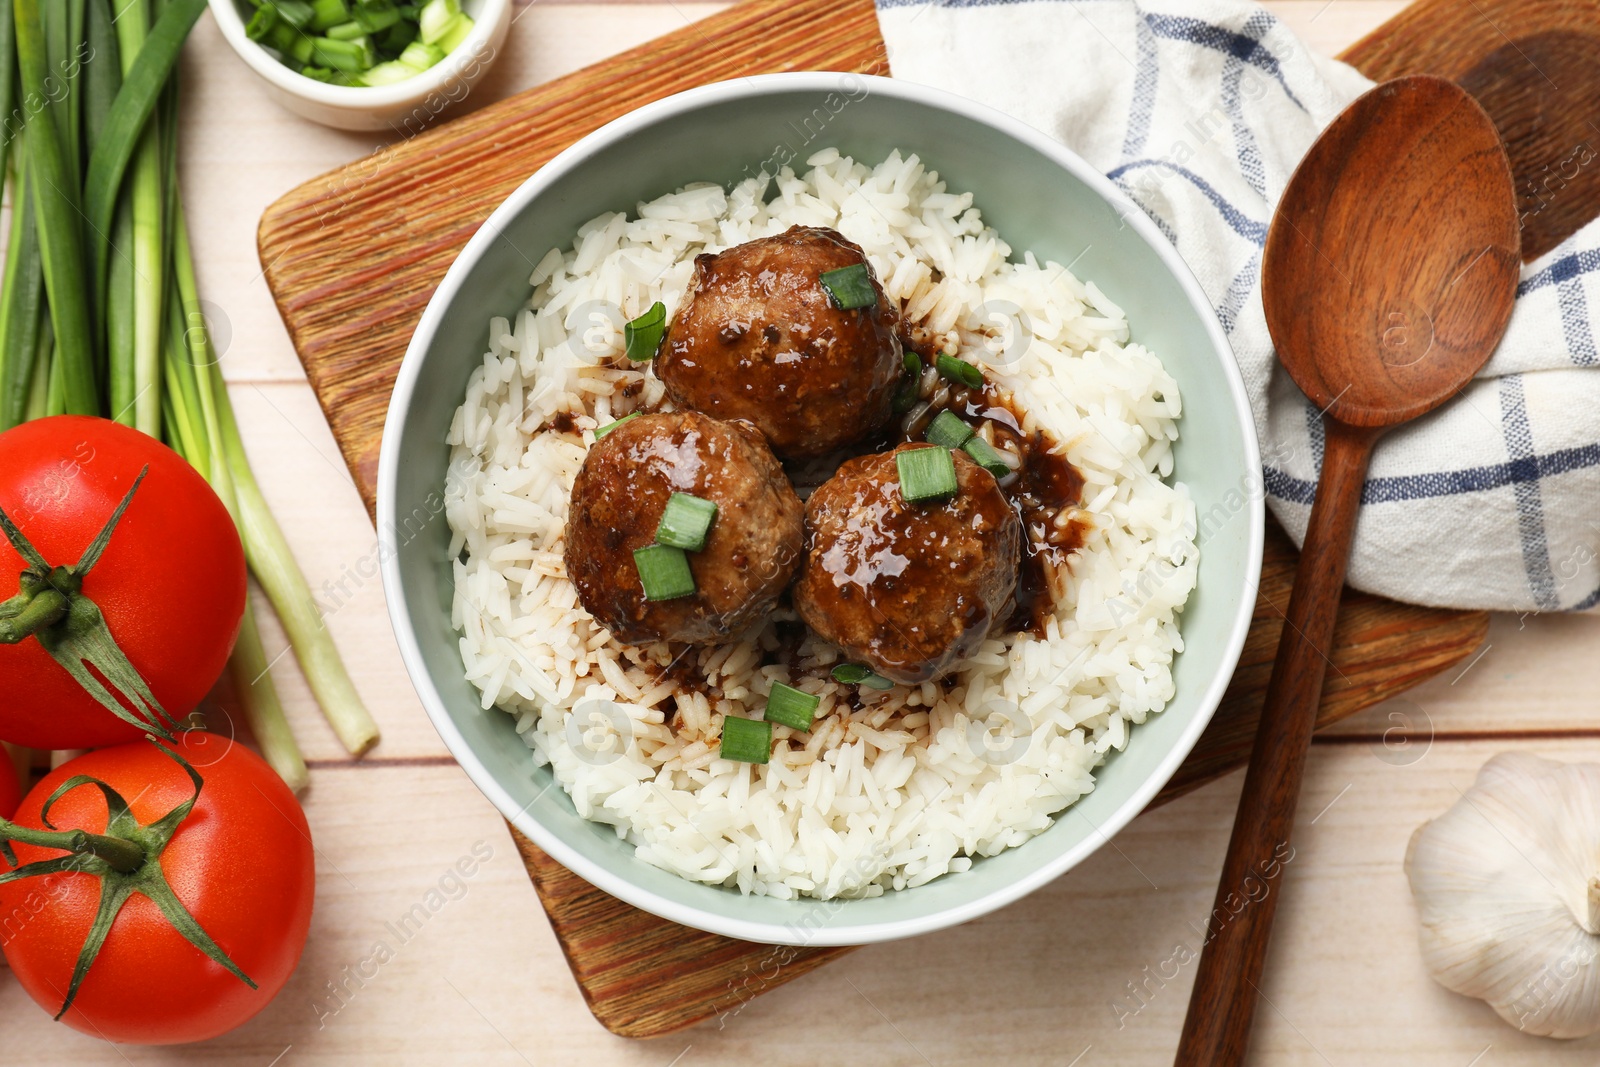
239, 0, 476, 87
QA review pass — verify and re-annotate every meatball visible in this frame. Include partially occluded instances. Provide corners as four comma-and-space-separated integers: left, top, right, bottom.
794, 443, 1022, 684
565, 411, 803, 646
656, 226, 903, 459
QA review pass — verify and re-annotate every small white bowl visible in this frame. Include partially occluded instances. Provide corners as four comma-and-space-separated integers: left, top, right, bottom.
207, 0, 511, 132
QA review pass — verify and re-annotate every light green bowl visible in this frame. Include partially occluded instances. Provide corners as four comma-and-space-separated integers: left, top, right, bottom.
378, 74, 1263, 946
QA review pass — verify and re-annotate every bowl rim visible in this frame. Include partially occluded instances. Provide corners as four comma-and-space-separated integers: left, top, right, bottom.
206, 0, 509, 109
378, 72, 1265, 946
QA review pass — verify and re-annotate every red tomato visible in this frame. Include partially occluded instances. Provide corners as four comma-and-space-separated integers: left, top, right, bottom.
0, 732, 315, 1044
0, 747, 20, 819
0, 416, 246, 749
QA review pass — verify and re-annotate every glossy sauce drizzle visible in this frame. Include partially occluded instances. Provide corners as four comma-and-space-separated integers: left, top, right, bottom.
880, 344, 1090, 637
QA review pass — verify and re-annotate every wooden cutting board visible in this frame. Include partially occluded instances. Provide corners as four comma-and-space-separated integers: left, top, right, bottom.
258, 0, 1597, 1039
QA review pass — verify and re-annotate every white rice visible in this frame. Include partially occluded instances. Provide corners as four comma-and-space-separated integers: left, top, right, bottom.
444, 149, 1198, 899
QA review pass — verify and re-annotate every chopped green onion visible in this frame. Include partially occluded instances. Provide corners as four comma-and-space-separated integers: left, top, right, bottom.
311, 35, 371, 71
763, 682, 819, 731
325, 20, 368, 40
925, 410, 974, 450
593, 412, 637, 439
818, 262, 876, 310
893, 380, 919, 413
354, 0, 402, 32
417, 0, 459, 43
309, 0, 350, 31
963, 436, 1012, 478
623, 301, 667, 362
832, 663, 895, 690
398, 40, 443, 70
264, 18, 296, 53
896, 445, 958, 504
358, 59, 415, 86
936, 352, 983, 390
377, 19, 417, 51
655, 492, 717, 552
245, 5, 278, 40
634, 544, 695, 601
437, 12, 472, 50
254, 0, 470, 86
274, 0, 317, 28
719, 715, 771, 764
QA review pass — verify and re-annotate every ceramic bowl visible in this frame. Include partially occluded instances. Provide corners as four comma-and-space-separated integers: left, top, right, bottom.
207, 0, 511, 131
379, 73, 1263, 946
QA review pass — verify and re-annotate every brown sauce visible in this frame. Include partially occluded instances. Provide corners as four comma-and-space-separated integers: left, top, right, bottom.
863, 344, 1090, 638
660, 647, 711, 700
758, 618, 810, 670
1008, 436, 1090, 635
588, 318, 1088, 706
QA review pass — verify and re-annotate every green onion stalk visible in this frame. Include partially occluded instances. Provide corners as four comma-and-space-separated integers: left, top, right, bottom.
210, 351, 381, 757
22, 323, 51, 422
83, 0, 138, 425
172, 200, 379, 758
0, 0, 380, 788
113, 0, 163, 435
0, 130, 48, 431
14, 0, 96, 417
82, 0, 308, 789
153, 203, 308, 788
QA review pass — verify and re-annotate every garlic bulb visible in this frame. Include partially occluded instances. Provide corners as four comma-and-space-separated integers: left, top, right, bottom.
1406, 752, 1600, 1038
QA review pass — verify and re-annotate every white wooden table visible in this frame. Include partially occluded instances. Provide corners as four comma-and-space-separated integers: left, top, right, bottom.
8, 2, 1599, 1063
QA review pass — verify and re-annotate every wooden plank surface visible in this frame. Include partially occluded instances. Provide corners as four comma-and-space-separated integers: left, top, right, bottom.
259, 0, 889, 505
12, 2, 1600, 1063
251, 0, 1522, 1040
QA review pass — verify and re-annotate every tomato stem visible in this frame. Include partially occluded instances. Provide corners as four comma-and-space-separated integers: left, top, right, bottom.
0, 818, 144, 873
74, 831, 145, 873
0, 742, 257, 1021
0, 466, 178, 738
0, 581, 70, 642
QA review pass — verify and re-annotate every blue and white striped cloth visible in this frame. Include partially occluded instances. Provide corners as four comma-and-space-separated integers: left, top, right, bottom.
877, 0, 1600, 613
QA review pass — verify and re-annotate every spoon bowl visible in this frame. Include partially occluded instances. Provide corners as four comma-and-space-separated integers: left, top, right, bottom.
1177, 74, 1519, 1066
1264, 75, 1521, 424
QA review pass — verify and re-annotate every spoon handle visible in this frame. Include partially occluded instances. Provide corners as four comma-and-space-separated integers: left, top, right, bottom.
1174, 417, 1379, 1066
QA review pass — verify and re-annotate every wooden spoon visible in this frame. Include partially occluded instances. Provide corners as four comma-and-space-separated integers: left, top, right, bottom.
1174, 75, 1519, 1065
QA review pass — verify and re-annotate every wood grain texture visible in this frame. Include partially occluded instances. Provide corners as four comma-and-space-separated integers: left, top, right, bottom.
512, 831, 855, 1039
1156, 525, 1490, 801
1341, 0, 1600, 260
1178, 76, 1520, 1064
255, 0, 1600, 1043
1179, 427, 1377, 1067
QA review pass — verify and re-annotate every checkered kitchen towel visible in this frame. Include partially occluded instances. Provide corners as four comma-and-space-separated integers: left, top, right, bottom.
876, 0, 1600, 613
